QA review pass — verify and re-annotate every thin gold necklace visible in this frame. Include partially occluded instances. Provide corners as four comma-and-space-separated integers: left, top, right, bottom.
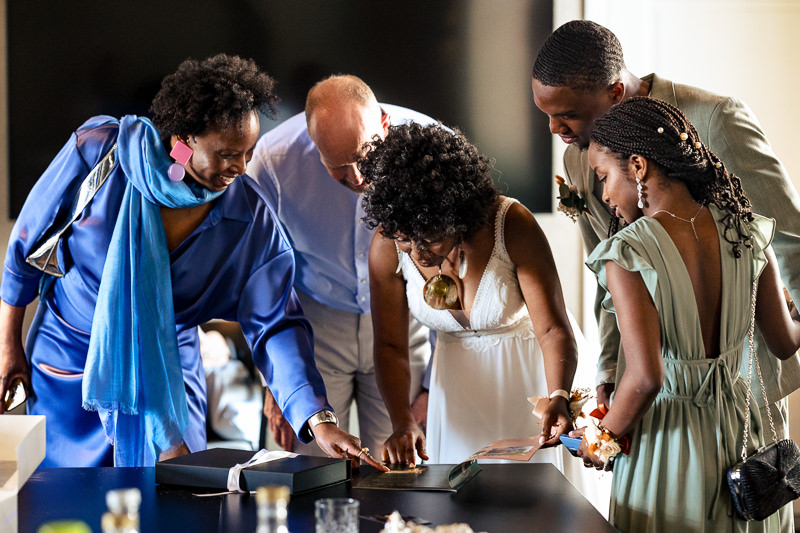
651, 204, 705, 241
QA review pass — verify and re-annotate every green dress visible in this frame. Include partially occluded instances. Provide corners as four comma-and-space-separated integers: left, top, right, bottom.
586, 205, 778, 532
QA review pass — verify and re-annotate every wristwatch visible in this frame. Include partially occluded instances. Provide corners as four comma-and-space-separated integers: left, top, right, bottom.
305, 410, 339, 439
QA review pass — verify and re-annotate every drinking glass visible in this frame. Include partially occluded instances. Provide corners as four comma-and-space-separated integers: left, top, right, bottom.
314, 498, 359, 533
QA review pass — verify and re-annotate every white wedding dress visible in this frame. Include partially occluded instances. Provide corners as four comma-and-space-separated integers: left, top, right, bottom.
399, 197, 609, 512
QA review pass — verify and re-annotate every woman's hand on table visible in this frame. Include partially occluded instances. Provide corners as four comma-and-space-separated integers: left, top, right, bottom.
382, 422, 428, 467
312, 422, 389, 472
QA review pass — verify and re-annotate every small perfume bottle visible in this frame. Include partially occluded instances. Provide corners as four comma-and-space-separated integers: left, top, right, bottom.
101, 487, 141, 533
37, 521, 91, 533
255, 485, 290, 533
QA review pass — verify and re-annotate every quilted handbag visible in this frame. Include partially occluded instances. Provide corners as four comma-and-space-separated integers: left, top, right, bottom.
726, 283, 800, 520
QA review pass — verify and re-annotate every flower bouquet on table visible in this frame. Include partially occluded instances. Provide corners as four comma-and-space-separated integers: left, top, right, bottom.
555, 175, 591, 222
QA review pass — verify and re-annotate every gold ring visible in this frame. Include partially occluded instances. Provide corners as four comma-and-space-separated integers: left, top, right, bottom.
356, 447, 369, 459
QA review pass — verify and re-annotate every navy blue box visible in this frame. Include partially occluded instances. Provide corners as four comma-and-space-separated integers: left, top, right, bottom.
156, 448, 350, 494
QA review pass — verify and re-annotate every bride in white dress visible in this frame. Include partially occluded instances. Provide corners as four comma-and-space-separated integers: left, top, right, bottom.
359, 123, 608, 509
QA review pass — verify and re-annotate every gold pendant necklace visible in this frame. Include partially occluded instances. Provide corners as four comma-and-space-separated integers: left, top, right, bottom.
420, 246, 467, 310
423, 267, 459, 310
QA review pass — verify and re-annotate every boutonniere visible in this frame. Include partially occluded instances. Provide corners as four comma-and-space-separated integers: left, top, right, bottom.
555, 175, 591, 222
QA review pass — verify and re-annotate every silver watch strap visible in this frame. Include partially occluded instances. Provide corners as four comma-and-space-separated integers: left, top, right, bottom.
305, 410, 338, 440
308, 410, 338, 428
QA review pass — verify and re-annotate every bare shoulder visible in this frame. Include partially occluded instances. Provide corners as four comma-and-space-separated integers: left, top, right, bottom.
501, 198, 553, 266
503, 198, 547, 245
503, 198, 535, 225
369, 231, 401, 277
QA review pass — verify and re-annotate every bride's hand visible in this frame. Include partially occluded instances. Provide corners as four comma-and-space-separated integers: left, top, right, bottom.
538, 396, 572, 448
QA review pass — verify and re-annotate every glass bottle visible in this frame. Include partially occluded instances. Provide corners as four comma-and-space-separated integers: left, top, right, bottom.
101, 487, 141, 533
37, 521, 92, 533
255, 485, 290, 533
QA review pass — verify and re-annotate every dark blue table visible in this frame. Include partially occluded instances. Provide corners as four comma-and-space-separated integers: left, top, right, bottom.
19, 463, 617, 532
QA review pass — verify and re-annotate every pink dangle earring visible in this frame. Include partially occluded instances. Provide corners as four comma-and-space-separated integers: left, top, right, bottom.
168, 139, 193, 181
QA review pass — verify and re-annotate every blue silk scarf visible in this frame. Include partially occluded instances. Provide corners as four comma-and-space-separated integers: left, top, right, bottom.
82, 115, 224, 466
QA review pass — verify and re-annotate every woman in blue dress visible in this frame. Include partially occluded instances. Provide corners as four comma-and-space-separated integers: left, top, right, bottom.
0, 54, 382, 469
578, 97, 800, 531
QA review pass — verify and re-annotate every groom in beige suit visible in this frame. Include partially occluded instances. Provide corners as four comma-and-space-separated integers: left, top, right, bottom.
532, 19, 800, 530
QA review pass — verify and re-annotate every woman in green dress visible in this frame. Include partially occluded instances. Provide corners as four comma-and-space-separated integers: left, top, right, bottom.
577, 96, 800, 532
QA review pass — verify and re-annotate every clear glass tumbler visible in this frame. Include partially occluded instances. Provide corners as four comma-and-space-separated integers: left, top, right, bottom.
314, 498, 359, 533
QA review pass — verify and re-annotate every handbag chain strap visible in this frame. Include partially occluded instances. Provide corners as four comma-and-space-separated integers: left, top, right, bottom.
741, 280, 779, 462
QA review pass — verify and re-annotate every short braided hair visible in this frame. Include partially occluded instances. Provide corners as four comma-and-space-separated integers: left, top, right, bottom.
359, 123, 498, 244
533, 20, 624, 92
591, 96, 754, 257
151, 54, 278, 137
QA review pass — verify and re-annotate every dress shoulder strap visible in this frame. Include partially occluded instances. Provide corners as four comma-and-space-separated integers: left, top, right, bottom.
393, 241, 406, 277
493, 197, 519, 262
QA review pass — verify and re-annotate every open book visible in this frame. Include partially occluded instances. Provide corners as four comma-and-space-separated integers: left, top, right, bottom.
355, 460, 481, 492
468, 437, 542, 462
354, 437, 545, 492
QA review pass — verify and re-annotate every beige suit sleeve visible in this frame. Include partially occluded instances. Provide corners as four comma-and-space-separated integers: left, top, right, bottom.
563, 151, 621, 386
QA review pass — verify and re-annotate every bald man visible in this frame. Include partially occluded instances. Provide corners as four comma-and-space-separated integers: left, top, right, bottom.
247, 75, 435, 456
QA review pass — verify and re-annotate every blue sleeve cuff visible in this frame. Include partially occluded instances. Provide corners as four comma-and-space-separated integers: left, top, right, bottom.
0, 264, 41, 307
281, 383, 331, 444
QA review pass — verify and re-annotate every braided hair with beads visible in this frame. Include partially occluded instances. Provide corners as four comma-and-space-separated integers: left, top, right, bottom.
590, 96, 754, 257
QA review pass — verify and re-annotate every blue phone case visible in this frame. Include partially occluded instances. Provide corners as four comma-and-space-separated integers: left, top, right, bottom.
559, 435, 582, 457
